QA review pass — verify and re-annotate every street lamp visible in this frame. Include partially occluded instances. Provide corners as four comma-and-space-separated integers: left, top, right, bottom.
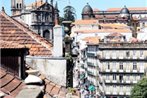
120, 6, 138, 38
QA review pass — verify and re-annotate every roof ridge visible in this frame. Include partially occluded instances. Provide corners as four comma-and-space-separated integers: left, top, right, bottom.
0, 11, 52, 53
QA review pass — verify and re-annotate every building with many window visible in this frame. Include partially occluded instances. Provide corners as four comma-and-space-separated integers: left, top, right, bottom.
85, 38, 147, 98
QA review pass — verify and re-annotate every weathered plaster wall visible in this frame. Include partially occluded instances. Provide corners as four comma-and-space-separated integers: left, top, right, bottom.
26, 56, 67, 86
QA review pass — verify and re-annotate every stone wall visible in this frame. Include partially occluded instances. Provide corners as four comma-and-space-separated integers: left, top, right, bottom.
26, 56, 67, 86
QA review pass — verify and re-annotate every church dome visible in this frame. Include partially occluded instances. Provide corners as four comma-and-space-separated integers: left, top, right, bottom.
82, 3, 93, 14
120, 6, 130, 17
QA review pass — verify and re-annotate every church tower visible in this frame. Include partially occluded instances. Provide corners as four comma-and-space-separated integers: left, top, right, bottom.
11, 0, 24, 16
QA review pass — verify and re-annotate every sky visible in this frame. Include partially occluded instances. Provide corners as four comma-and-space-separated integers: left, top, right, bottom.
0, 0, 147, 19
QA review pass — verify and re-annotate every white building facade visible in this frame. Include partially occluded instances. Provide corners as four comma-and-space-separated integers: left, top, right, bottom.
86, 42, 147, 98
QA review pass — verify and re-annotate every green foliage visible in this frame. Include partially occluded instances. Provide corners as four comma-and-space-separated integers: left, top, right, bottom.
68, 87, 76, 94
65, 53, 73, 62
130, 77, 147, 98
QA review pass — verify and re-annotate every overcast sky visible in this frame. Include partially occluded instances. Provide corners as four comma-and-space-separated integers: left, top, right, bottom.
0, 0, 147, 19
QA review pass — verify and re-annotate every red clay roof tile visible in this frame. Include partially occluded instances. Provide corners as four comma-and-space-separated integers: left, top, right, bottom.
107, 7, 147, 11
0, 10, 52, 57
0, 68, 25, 97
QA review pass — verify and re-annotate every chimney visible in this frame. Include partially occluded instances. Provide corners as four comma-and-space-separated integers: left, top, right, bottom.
53, 25, 64, 57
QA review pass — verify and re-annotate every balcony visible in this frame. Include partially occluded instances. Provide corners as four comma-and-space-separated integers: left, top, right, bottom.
139, 69, 144, 73
112, 56, 117, 59
112, 80, 117, 83
106, 69, 110, 72
106, 56, 110, 59
133, 80, 137, 83
119, 92, 124, 95
140, 56, 144, 59
132, 70, 137, 73
105, 80, 111, 83
119, 56, 124, 59
113, 91, 117, 95
99, 55, 147, 61
112, 69, 117, 72
99, 43, 147, 49
133, 56, 137, 59
106, 91, 111, 95
87, 52, 97, 58
126, 80, 131, 83
87, 70, 95, 76
126, 69, 131, 73
87, 62, 95, 67
119, 69, 124, 72
126, 92, 131, 95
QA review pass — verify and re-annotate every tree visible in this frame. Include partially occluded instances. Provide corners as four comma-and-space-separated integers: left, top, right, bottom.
63, 5, 76, 21
130, 77, 147, 98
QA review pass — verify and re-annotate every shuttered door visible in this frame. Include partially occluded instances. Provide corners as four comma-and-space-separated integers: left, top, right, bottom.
1, 56, 19, 76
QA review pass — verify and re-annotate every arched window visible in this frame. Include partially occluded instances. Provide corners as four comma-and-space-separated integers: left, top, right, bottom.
20, 4, 22, 8
17, 3, 19, 8
43, 30, 50, 40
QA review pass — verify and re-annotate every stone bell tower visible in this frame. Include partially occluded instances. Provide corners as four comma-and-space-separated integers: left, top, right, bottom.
11, 0, 24, 16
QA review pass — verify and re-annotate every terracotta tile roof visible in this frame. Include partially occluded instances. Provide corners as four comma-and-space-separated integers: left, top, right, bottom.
93, 8, 100, 12
107, 32, 124, 37
0, 11, 52, 57
82, 36, 100, 45
100, 23, 129, 29
0, 41, 26, 49
73, 19, 99, 25
0, 67, 25, 98
129, 37, 140, 43
43, 77, 67, 97
107, 7, 147, 11
27, 0, 45, 8
38, 74, 79, 98
74, 28, 131, 34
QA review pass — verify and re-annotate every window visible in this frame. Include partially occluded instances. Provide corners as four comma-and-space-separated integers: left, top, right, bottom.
126, 51, 130, 57
134, 75, 137, 81
140, 51, 143, 57
133, 50, 136, 56
140, 63, 144, 71
120, 62, 123, 70
133, 62, 137, 70
127, 75, 130, 80
119, 75, 123, 82
113, 74, 116, 80
108, 62, 110, 69
113, 62, 116, 69
43, 30, 50, 40
106, 75, 109, 80
143, 22, 145, 27
17, 3, 19, 8
20, 4, 21, 8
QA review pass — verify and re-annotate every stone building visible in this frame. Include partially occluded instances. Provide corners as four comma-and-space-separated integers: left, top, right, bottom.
81, 4, 147, 29
11, 0, 59, 41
